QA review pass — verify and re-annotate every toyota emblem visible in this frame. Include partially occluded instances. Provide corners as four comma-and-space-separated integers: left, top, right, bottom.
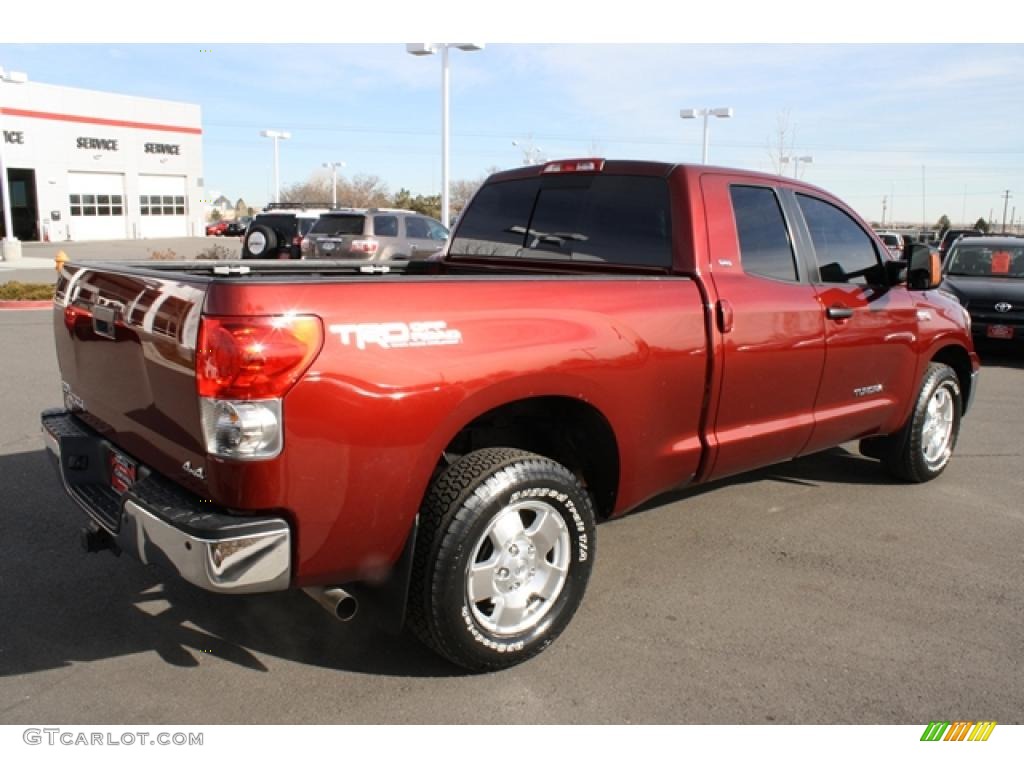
995, 302, 1012, 313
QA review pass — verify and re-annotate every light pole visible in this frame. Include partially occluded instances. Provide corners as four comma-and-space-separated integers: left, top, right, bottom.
322, 161, 346, 208
0, 65, 28, 262
406, 43, 484, 226
679, 107, 733, 164
782, 154, 813, 179
260, 130, 291, 204
512, 139, 545, 166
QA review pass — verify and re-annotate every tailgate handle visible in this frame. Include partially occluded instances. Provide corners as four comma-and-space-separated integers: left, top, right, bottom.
716, 299, 734, 334
826, 305, 854, 321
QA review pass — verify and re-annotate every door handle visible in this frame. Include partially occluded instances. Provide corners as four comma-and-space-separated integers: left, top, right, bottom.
716, 299, 734, 334
826, 305, 854, 320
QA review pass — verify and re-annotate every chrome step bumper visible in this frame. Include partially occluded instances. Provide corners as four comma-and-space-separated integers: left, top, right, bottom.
42, 409, 292, 594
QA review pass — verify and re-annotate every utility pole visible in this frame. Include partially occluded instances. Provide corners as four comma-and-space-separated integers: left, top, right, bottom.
881, 196, 888, 226
921, 165, 927, 234
1001, 189, 1012, 234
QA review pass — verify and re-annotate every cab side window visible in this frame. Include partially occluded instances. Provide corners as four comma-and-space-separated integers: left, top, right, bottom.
405, 217, 429, 239
796, 194, 881, 285
730, 185, 798, 281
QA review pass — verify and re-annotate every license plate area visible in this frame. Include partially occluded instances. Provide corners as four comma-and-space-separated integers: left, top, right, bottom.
109, 448, 137, 495
986, 324, 1014, 339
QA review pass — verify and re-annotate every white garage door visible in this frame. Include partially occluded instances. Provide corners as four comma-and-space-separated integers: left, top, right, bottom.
68, 172, 127, 241
138, 175, 188, 238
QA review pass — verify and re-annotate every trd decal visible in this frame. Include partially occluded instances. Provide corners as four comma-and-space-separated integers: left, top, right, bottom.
329, 321, 463, 350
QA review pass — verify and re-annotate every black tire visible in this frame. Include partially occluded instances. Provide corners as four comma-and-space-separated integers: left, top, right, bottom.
408, 448, 596, 672
860, 362, 962, 483
243, 225, 277, 258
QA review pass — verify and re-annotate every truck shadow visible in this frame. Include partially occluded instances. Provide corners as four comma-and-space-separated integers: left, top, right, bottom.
0, 443, 930, 679
629, 445, 899, 516
0, 449, 462, 680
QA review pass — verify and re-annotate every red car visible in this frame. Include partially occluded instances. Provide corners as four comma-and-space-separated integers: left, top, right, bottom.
205, 220, 229, 236
44, 160, 978, 671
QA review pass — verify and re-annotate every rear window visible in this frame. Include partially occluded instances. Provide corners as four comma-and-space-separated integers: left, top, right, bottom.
254, 214, 299, 236
450, 174, 672, 268
879, 234, 900, 247
310, 215, 366, 236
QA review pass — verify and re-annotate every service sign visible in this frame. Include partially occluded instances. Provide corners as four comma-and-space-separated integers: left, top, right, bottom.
76, 136, 119, 151
144, 142, 181, 155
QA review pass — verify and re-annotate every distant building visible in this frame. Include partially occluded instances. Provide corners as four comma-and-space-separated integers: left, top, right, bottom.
0, 79, 204, 241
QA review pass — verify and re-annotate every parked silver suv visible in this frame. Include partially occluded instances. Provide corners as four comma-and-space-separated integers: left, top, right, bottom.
302, 208, 449, 261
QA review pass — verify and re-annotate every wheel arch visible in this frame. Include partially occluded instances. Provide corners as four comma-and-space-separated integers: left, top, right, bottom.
930, 343, 974, 414
439, 395, 620, 521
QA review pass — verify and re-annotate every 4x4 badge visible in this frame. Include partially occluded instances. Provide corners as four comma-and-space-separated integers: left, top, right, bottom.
182, 461, 205, 480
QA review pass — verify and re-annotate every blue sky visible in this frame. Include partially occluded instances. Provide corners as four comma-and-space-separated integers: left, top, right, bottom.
2, 43, 1022, 226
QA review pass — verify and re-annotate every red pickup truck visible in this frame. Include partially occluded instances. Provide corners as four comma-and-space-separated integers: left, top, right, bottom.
43, 160, 979, 671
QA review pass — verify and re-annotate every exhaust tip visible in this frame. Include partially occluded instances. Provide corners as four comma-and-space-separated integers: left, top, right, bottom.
303, 586, 359, 622
335, 595, 358, 622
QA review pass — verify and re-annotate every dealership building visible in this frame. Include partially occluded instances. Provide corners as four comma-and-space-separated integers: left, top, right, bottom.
0, 80, 204, 243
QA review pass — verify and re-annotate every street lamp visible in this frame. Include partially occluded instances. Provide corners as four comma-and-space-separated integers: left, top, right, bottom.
512, 139, 545, 166
406, 43, 484, 226
322, 161, 346, 208
0, 65, 28, 262
782, 154, 814, 179
679, 106, 733, 165
260, 129, 291, 204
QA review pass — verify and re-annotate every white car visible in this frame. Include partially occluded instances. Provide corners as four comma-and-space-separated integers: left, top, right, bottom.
876, 231, 907, 259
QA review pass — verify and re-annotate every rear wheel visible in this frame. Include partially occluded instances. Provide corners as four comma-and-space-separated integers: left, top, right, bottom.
860, 362, 962, 483
407, 448, 596, 671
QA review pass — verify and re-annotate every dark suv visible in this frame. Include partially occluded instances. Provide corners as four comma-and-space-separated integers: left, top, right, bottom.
302, 208, 448, 261
940, 236, 1024, 346
241, 204, 331, 259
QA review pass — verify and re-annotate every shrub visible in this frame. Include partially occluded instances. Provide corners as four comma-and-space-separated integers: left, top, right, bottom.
0, 281, 56, 300
196, 244, 234, 260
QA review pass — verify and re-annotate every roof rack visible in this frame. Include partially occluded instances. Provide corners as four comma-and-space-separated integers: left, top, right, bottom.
366, 207, 417, 214
265, 202, 335, 211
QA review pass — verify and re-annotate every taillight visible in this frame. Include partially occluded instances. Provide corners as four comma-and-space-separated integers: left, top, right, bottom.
300, 237, 311, 254
196, 315, 324, 400
351, 239, 379, 254
541, 158, 605, 174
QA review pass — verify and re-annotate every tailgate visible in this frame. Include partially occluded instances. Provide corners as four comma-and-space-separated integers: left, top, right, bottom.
54, 264, 208, 493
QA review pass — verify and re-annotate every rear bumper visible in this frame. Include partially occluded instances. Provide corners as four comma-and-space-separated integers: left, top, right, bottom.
41, 409, 292, 594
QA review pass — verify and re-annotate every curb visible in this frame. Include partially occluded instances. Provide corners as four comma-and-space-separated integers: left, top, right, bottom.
0, 300, 52, 310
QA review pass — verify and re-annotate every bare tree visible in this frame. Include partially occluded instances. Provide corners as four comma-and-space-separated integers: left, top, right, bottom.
449, 167, 500, 216
767, 110, 795, 175
346, 174, 390, 208
280, 171, 389, 208
279, 174, 332, 205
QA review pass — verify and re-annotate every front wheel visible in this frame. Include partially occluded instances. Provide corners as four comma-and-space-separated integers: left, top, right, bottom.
861, 362, 962, 483
407, 448, 596, 671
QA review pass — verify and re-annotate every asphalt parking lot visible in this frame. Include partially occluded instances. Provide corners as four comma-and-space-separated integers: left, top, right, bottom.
0, 306, 1021, 724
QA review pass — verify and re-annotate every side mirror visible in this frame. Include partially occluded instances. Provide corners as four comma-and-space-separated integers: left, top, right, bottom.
907, 243, 942, 290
